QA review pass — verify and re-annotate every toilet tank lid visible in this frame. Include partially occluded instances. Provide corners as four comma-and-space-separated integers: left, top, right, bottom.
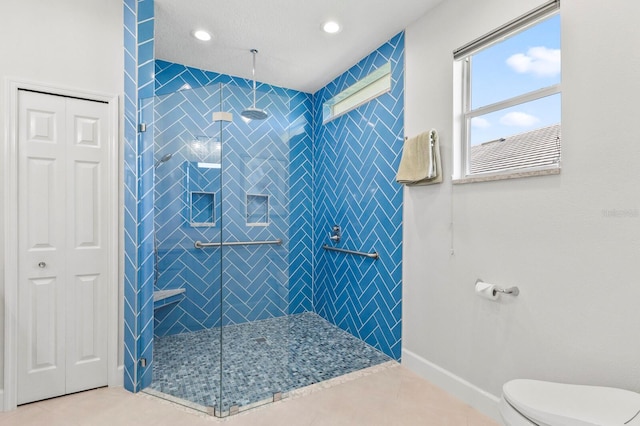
503, 379, 640, 426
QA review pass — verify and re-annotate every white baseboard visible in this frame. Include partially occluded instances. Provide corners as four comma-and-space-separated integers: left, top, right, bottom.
402, 348, 501, 423
110, 365, 124, 387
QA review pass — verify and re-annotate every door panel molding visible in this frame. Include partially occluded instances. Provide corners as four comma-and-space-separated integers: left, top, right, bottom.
3, 79, 121, 411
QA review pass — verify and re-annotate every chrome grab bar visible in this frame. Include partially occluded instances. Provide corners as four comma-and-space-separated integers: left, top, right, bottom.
194, 239, 283, 249
322, 244, 379, 260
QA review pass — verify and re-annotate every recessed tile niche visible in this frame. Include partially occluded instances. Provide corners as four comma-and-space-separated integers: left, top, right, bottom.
190, 191, 216, 227
246, 194, 269, 226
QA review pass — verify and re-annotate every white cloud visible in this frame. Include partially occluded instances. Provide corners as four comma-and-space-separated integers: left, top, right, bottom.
499, 112, 540, 127
506, 46, 561, 77
471, 117, 491, 128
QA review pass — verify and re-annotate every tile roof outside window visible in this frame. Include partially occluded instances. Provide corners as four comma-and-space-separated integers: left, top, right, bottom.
469, 123, 560, 174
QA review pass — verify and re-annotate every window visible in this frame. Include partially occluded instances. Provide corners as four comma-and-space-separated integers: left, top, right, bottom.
454, 0, 561, 181
323, 62, 391, 123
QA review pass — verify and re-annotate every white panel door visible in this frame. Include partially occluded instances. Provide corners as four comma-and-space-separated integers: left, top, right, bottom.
64, 98, 109, 394
17, 92, 67, 404
17, 90, 109, 404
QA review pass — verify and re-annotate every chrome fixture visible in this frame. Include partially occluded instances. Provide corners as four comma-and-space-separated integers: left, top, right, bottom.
194, 239, 283, 249
240, 49, 268, 120
329, 224, 341, 243
494, 286, 520, 296
475, 279, 520, 296
154, 153, 173, 169
322, 244, 379, 260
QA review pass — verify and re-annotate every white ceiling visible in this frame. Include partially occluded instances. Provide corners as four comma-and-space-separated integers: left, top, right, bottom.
155, 0, 444, 94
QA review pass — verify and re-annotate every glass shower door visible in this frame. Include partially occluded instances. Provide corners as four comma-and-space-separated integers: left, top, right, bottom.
149, 83, 224, 414
148, 80, 295, 417
218, 82, 292, 415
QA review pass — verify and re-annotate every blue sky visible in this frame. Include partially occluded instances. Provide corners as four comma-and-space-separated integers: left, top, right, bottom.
470, 14, 560, 145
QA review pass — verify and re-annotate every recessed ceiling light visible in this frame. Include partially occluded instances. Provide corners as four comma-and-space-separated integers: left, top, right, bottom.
322, 21, 341, 34
192, 30, 212, 41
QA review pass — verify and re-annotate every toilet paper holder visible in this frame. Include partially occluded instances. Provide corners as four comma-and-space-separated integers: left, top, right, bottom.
476, 279, 520, 297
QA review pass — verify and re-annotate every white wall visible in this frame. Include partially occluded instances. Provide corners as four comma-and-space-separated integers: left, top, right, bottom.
403, 0, 640, 420
0, 0, 123, 405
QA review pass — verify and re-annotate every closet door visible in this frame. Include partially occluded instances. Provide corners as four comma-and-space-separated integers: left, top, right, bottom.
17, 90, 109, 404
63, 97, 109, 394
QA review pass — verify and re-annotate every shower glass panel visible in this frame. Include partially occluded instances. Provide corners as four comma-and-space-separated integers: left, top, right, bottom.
147, 81, 294, 416
148, 83, 224, 414
219, 83, 292, 415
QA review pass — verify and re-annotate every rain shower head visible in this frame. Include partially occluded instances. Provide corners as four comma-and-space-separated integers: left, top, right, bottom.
241, 49, 268, 121
155, 153, 173, 168
241, 107, 268, 120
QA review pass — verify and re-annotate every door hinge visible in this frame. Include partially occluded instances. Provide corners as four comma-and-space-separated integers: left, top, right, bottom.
138, 123, 147, 132
139, 358, 147, 367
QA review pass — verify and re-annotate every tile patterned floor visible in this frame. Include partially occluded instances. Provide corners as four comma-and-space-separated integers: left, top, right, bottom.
149, 312, 391, 415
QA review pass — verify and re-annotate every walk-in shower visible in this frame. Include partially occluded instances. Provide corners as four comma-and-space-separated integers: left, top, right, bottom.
143, 81, 391, 416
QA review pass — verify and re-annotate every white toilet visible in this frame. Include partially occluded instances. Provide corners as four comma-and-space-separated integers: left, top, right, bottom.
500, 379, 640, 425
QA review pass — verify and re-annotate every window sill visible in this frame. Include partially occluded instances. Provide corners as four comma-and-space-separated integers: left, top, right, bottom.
452, 166, 560, 185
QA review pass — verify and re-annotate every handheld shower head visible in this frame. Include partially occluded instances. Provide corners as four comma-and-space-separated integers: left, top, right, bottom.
155, 153, 173, 169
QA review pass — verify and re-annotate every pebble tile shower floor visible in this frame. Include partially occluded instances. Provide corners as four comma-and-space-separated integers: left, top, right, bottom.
149, 312, 391, 414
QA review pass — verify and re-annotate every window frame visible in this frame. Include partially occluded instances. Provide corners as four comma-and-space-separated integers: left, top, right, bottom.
322, 61, 391, 124
454, 1, 561, 182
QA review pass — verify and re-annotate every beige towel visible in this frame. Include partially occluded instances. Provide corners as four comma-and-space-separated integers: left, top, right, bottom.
396, 129, 442, 186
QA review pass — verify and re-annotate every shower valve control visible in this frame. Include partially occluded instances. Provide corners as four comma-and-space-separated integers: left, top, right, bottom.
329, 225, 341, 243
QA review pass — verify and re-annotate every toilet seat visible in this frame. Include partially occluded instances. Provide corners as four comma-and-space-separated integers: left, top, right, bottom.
502, 379, 640, 426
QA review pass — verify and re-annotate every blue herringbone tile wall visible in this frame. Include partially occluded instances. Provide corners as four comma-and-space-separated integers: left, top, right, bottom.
220, 85, 291, 325
136, 0, 156, 391
312, 32, 404, 360
288, 92, 314, 315
152, 62, 313, 336
123, 0, 155, 391
152, 84, 224, 336
122, 0, 138, 392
